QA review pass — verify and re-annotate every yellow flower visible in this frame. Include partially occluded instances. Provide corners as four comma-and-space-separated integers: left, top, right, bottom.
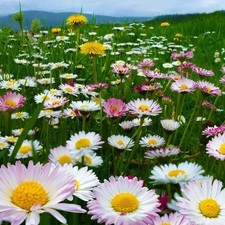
80, 42, 106, 56
160, 22, 170, 27
51, 27, 61, 33
66, 14, 88, 29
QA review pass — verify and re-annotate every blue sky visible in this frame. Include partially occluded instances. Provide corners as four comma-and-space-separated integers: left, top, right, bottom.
0, 0, 224, 17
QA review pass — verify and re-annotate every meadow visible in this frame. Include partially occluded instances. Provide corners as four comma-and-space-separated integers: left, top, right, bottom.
0, 10, 225, 225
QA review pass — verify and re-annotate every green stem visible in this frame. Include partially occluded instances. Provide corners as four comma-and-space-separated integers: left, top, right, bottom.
82, 115, 87, 131
75, 29, 80, 64
93, 57, 97, 84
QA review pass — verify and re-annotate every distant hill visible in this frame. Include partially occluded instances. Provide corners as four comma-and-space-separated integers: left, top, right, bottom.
0, 10, 152, 31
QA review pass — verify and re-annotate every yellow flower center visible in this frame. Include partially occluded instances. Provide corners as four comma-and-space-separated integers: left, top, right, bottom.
19, 145, 32, 154
43, 109, 53, 114
65, 87, 73, 92
75, 180, 80, 191
84, 155, 92, 164
0, 142, 6, 148
148, 139, 157, 145
14, 112, 24, 117
75, 138, 91, 149
160, 223, 171, 225
42, 96, 50, 100
5, 99, 16, 107
117, 140, 124, 145
168, 169, 186, 177
58, 154, 72, 165
52, 100, 60, 105
199, 198, 220, 218
219, 143, 225, 154
6, 137, 18, 142
205, 86, 211, 91
180, 84, 188, 89
110, 106, 119, 115
80, 104, 89, 109
111, 193, 139, 213
138, 104, 150, 112
65, 74, 72, 79
12, 181, 48, 210
6, 82, 14, 86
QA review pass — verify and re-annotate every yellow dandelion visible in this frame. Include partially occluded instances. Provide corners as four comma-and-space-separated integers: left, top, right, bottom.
80, 42, 106, 56
51, 27, 61, 33
66, 14, 88, 29
160, 22, 170, 27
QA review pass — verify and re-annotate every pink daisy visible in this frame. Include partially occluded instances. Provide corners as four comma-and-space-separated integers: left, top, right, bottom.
103, 98, 127, 118
170, 78, 196, 93
193, 66, 214, 77
0, 92, 26, 112
126, 98, 162, 117
0, 161, 85, 225
87, 176, 160, 225
196, 81, 221, 96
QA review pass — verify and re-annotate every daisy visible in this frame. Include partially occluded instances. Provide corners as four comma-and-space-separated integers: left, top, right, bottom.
139, 134, 165, 148
62, 164, 99, 201
19, 78, 37, 87
87, 176, 160, 225
0, 80, 21, 91
0, 92, 26, 112
193, 66, 214, 77
0, 137, 9, 150
59, 73, 78, 79
37, 78, 55, 85
108, 134, 135, 150
44, 96, 69, 109
8, 140, 42, 159
176, 177, 225, 225
119, 120, 134, 131
70, 100, 100, 114
34, 93, 54, 104
206, 133, 225, 161
177, 115, 186, 124
66, 131, 104, 158
152, 212, 192, 225
170, 78, 196, 93
103, 98, 127, 118
145, 146, 181, 159
12, 128, 36, 136
0, 161, 86, 225
38, 109, 62, 118
132, 117, 152, 126
62, 108, 78, 119
49, 62, 70, 70
202, 124, 225, 137
11, 111, 29, 120
160, 119, 180, 133
126, 98, 162, 117
48, 145, 76, 166
149, 162, 204, 185
196, 80, 221, 96
171, 51, 194, 62
77, 151, 103, 167
59, 83, 79, 96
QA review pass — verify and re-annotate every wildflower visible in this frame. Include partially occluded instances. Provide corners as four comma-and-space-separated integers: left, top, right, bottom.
44, 96, 69, 109
11, 111, 29, 120
197, 80, 221, 96
193, 66, 214, 78
133, 82, 161, 94
51, 27, 61, 33
202, 100, 223, 111
140, 134, 165, 148
0, 92, 26, 112
80, 42, 105, 57
170, 78, 196, 93
62, 164, 99, 201
132, 117, 152, 126
0, 80, 21, 90
161, 22, 170, 27
12, 128, 36, 136
103, 98, 127, 118
152, 212, 191, 225
66, 14, 88, 29
58, 83, 79, 96
160, 119, 180, 134
0, 161, 85, 224
145, 146, 180, 159
37, 78, 55, 85
48, 145, 76, 166
70, 100, 100, 115
119, 120, 134, 131
8, 140, 42, 159
176, 177, 225, 225
107, 134, 134, 150
77, 151, 103, 167
59, 73, 78, 79
202, 124, 225, 137
171, 51, 194, 63
0, 137, 9, 150
66, 131, 104, 158
149, 162, 204, 185
126, 98, 162, 117
87, 176, 160, 225
206, 133, 225, 161
137, 58, 155, 72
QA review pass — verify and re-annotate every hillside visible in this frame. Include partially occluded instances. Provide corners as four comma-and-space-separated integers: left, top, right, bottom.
0, 10, 152, 30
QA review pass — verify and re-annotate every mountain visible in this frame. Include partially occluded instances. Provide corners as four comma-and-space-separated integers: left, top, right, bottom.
0, 10, 152, 31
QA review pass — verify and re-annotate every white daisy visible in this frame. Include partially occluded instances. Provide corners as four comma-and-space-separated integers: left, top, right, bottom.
149, 162, 204, 185
76, 151, 103, 167
139, 134, 165, 148
108, 134, 135, 150
66, 131, 104, 158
